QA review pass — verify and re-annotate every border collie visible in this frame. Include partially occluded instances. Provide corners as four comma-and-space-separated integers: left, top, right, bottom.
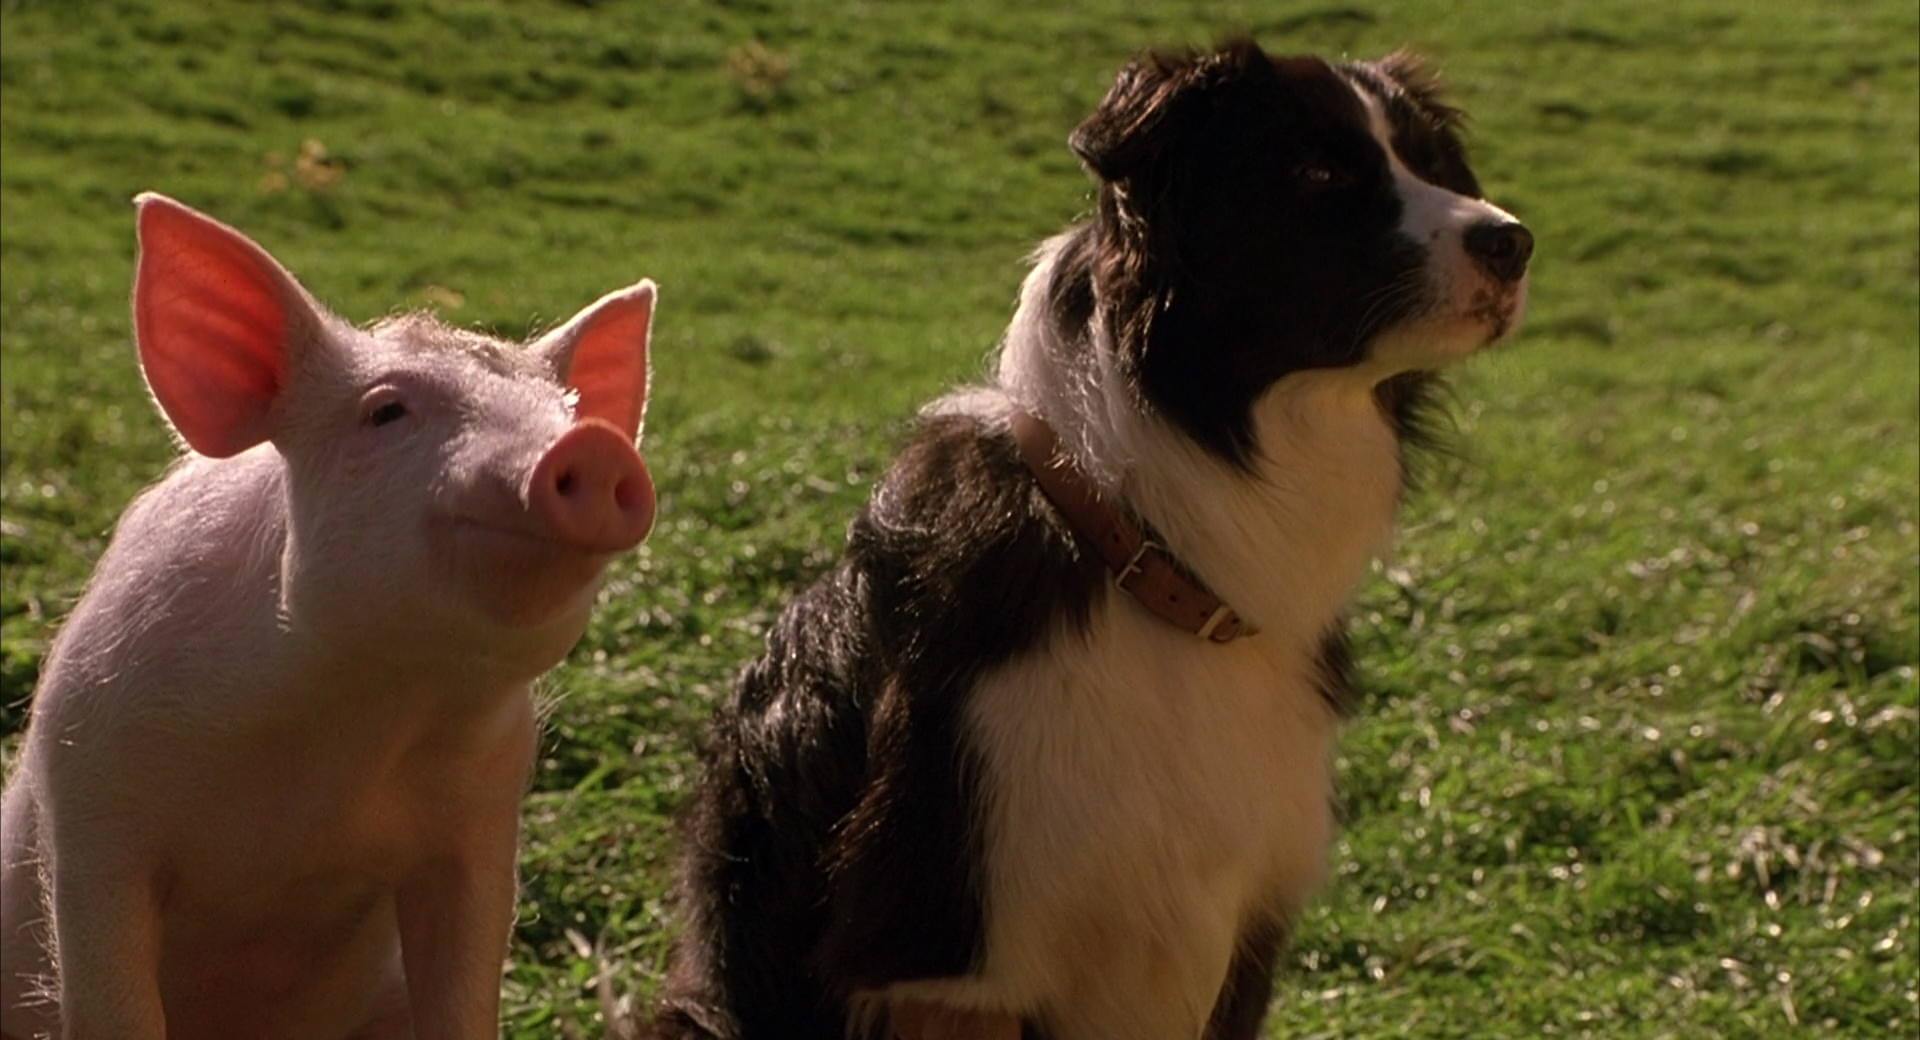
652, 39, 1532, 1040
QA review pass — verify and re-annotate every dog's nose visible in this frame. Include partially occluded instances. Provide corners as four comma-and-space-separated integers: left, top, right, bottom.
1463, 220, 1534, 283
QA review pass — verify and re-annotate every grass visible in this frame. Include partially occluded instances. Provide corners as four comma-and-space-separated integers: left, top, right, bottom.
2, 0, 1915, 1036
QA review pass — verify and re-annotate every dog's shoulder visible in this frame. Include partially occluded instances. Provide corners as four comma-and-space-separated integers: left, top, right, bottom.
849, 406, 1106, 660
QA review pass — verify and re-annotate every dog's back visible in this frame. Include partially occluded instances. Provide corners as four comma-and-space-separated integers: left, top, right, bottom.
656, 413, 1100, 1038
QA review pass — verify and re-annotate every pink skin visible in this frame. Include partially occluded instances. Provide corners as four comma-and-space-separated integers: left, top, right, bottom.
0, 194, 658, 1040
530, 418, 657, 553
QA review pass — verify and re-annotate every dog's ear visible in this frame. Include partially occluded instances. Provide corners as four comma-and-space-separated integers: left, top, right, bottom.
1369, 49, 1480, 197
1372, 49, 1465, 130
1070, 39, 1274, 183
1069, 55, 1191, 181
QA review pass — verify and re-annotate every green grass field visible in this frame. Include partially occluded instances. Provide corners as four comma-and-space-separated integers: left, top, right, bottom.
3, 1, 1916, 1036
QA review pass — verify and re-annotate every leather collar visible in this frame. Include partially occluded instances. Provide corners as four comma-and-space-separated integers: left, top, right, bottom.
1009, 409, 1253, 643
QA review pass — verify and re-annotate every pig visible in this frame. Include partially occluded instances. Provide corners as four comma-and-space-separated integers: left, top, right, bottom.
0, 194, 658, 1040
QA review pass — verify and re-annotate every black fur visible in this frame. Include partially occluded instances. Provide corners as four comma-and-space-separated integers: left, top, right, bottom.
1202, 917, 1290, 1040
1348, 51, 1482, 198
1313, 626, 1363, 717
1375, 369, 1452, 492
654, 414, 1104, 1038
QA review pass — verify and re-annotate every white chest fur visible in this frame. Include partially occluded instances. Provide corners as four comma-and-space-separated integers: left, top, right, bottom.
960, 612, 1341, 1039
886, 375, 1404, 1040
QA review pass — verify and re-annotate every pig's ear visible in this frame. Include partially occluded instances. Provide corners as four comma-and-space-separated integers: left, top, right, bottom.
535, 280, 654, 442
132, 193, 327, 458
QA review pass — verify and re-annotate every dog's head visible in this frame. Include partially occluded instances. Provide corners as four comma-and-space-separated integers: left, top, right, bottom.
1067, 40, 1531, 465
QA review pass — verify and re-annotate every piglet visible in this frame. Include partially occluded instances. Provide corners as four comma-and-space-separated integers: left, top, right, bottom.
0, 194, 658, 1040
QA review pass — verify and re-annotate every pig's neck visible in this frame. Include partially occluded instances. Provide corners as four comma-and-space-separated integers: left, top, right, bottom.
269, 485, 540, 718
271, 639, 537, 761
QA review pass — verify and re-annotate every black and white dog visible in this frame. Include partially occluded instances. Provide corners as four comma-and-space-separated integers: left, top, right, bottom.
654, 39, 1532, 1040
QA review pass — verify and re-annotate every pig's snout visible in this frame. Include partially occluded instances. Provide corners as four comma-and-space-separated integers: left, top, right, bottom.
529, 419, 655, 553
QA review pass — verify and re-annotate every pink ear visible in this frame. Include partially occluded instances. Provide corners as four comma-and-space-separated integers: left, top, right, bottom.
132, 193, 317, 458
537, 280, 655, 442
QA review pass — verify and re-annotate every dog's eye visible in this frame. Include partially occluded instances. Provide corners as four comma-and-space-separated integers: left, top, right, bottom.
1294, 162, 1350, 191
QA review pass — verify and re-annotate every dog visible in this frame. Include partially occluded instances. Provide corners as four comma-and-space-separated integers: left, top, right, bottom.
651, 38, 1532, 1040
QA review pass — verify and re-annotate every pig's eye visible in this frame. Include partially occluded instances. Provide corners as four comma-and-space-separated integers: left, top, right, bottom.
368, 402, 409, 427
361, 389, 411, 429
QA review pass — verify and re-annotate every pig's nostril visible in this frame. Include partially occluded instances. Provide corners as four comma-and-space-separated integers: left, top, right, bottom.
614, 478, 640, 512
554, 469, 577, 498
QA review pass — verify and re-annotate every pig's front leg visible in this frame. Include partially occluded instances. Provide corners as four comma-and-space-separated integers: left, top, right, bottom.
51, 858, 165, 1040
393, 708, 534, 1040
394, 819, 520, 1040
